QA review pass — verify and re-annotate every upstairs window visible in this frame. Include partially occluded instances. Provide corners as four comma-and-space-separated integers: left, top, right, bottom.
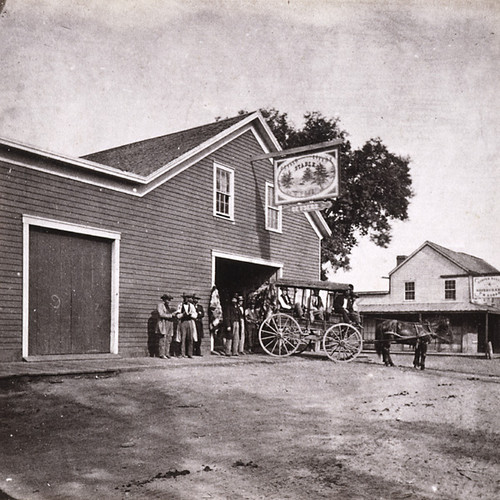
213, 163, 234, 220
445, 280, 456, 300
265, 182, 282, 232
405, 281, 415, 301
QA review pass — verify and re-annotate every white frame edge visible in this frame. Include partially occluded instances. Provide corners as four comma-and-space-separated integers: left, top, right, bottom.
213, 161, 235, 221
210, 250, 284, 351
22, 215, 121, 357
265, 181, 282, 233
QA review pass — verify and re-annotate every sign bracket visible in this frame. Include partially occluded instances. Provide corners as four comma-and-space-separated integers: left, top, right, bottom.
250, 139, 342, 163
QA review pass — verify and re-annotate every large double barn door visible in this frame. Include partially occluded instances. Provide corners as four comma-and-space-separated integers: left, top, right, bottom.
29, 226, 112, 356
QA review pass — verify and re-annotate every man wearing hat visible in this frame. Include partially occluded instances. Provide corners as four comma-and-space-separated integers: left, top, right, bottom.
225, 293, 245, 356
345, 284, 361, 326
192, 293, 205, 356
155, 293, 175, 359
333, 289, 351, 324
236, 295, 246, 355
278, 287, 293, 311
175, 293, 198, 358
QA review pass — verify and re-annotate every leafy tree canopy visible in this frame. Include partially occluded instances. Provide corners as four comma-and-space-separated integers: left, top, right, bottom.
230, 108, 413, 274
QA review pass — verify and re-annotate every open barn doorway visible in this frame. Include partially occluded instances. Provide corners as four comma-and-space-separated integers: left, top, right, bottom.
211, 254, 282, 353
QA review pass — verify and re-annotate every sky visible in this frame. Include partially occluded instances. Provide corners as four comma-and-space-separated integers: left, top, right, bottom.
1, 0, 498, 290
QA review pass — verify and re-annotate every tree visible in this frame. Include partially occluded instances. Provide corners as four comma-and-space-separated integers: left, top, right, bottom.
259, 108, 413, 273
280, 170, 293, 190
312, 162, 330, 188
301, 166, 313, 184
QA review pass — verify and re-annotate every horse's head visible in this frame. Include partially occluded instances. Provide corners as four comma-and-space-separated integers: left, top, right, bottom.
427, 316, 453, 343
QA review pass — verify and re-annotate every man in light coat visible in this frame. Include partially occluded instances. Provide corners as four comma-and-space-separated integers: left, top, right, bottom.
155, 293, 175, 359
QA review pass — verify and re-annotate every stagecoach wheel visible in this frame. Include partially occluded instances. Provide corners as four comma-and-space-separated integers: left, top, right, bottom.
322, 323, 363, 362
259, 313, 302, 357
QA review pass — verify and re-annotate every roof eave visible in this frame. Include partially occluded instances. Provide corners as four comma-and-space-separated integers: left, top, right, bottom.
304, 211, 331, 240
0, 137, 147, 184
388, 241, 471, 277
143, 112, 280, 183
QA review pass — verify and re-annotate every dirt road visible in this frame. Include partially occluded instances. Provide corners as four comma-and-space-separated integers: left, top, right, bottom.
1, 354, 499, 499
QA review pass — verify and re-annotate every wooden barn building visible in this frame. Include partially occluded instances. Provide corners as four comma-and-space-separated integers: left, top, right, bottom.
357, 241, 500, 354
0, 112, 331, 362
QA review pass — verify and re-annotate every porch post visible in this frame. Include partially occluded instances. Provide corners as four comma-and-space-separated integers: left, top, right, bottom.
485, 311, 489, 348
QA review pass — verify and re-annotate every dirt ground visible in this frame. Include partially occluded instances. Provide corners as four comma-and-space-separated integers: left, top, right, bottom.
1, 353, 499, 500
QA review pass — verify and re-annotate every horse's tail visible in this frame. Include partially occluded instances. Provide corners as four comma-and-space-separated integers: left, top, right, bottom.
374, 321, 384, 357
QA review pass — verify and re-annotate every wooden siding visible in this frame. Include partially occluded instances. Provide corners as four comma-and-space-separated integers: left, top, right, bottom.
0, 130, 321, 361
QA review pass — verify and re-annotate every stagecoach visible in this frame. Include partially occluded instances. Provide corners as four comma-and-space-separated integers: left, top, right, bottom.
257, 278, 363, 362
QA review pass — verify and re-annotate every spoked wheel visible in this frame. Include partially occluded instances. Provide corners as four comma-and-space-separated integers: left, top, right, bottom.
259, 313, 303, 357
322, 323, 363, 362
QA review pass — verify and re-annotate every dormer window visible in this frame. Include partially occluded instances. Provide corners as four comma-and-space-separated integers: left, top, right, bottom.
213, 163, 234, 220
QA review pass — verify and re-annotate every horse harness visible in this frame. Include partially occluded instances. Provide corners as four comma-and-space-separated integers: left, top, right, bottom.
377, 320, 434, 343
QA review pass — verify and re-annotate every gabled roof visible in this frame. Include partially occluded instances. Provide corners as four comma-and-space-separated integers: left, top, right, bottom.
80, 111, 332, 240
0, 111, 280, 194
82, 113, 256, 177
427, 241, 499, 275
0, 111, 332, 240
390, 241, 499, 276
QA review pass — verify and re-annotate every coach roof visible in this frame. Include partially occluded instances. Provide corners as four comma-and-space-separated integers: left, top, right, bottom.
275, 278, 349, 292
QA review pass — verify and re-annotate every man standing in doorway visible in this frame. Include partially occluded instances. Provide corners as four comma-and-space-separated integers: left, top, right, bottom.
236, 295, 246, 355
245, 295, 260, 353
225, 295, 242, 356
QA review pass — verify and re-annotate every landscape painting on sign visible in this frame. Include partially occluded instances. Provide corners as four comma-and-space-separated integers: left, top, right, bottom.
275, 150, 339, 205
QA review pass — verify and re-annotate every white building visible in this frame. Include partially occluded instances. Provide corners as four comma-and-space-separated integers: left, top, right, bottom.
357, 241, 500, 354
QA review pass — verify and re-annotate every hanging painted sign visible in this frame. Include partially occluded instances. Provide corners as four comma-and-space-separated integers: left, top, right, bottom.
473, 276, 500, 299
274, 148, 339, 205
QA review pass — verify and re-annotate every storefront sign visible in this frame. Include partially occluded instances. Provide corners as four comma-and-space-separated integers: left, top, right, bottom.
286, 200, 333, 213
274, 148, 339, 205
473, 276, 500, 299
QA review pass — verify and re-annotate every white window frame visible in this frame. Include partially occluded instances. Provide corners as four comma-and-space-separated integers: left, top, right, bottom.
444, 279, 456, 300
213, 162, 234, 220
265, 182, 282, 233
404, 281, 415, 301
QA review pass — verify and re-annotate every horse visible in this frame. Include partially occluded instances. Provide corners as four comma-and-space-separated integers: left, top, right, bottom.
375, 317, 452, 370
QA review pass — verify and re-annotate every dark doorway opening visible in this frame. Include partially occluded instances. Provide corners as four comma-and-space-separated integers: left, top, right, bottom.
212, 257, 280, 352
215, 257, 279, 304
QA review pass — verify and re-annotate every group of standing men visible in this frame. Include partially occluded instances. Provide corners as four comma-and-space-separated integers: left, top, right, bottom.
152, 282, 361, 359
208, 287, 261, 356
152, 292, 205, 359
222, 293, 261, 356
